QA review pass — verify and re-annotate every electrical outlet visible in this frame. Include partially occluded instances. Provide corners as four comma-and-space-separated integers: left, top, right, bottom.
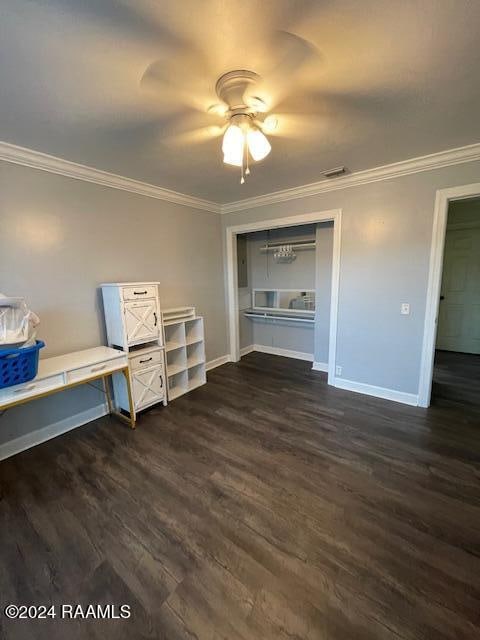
401, 303, 410, 315
335, 365, 342, 376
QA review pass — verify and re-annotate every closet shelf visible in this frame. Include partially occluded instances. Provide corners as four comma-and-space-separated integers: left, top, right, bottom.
244, 310, 315, 324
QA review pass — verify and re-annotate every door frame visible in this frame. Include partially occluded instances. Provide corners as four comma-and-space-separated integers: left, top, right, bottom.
418, 182, 480, 407
225, 208, 342, 385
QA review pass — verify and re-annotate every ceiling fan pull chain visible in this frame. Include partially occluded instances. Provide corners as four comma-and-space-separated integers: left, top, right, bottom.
245, 136, 251, 176
240, 132, 246, 184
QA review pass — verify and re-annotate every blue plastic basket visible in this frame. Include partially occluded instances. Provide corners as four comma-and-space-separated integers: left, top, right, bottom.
0, 340, 45, 389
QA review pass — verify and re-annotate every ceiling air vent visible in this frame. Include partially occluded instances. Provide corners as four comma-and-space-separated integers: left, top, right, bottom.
323, 166, 347, 178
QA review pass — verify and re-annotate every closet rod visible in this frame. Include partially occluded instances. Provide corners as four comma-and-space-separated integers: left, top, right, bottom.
260, 240, 316, 252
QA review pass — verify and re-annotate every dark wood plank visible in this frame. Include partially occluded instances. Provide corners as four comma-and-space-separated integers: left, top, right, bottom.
0, 351, 479, 639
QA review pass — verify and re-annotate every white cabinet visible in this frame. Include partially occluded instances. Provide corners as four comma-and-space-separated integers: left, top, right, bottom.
101, 282, 167, 418
101, 282, 163, 351
112, 346, 167, 416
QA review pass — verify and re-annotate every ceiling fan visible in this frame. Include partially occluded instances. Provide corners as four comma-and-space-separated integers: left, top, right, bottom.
141, 30, 319, 184
208, 69, 281, 183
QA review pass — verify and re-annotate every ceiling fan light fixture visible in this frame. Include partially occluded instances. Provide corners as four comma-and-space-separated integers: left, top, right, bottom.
222, 124, 244, 166
246, 128, 271, 161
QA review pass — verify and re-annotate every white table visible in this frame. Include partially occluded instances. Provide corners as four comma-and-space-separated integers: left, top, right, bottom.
0, 346, 135, 429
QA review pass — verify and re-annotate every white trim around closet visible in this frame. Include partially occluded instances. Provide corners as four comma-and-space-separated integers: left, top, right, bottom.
225, 209, 342, 387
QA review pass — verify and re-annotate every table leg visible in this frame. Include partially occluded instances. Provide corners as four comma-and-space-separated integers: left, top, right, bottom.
103, 375, 114, 415
123, 367, 136, 429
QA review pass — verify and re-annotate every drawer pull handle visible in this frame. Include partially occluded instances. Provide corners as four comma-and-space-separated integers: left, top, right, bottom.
139, 357, 153, 364
14, 383, 36, 393
159, 376, 163, 388
154, 312, 158, 327
91, 364, 107, 373
134, 290, 147, 295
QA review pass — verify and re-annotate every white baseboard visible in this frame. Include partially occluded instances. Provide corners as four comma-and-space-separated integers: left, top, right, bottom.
251, 344, 313, 362
240, 345, 255, 357
206, 354, 232, 371
312, 361, 328, 372
334, 377, 419, 406
0, 404, 108, 462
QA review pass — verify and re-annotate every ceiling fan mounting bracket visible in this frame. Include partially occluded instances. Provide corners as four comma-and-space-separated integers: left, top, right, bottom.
215, 70, 262, 115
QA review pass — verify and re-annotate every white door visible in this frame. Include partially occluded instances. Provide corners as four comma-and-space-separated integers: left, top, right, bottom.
437, 228, 480, 354
124, 300, 159, 345
131, 366, 165, 410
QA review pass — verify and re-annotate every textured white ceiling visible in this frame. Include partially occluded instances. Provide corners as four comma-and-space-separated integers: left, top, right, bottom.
1, 0, 479, 203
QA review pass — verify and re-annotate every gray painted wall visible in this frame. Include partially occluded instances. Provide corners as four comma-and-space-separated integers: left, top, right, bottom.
223, 160, 480, 394
0, 162, 228, 446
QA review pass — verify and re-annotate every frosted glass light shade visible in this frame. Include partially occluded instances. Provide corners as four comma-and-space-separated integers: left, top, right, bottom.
222, 124, 244, 166
247, 128, 271, 161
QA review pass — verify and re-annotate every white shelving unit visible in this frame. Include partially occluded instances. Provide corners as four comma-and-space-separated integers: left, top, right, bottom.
163, 310, 206, 401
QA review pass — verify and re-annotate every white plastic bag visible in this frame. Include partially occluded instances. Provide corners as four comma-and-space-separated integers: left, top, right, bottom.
0, 294, 40, 348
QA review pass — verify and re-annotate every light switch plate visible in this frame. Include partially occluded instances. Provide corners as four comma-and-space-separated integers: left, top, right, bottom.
401, 303, 410, 315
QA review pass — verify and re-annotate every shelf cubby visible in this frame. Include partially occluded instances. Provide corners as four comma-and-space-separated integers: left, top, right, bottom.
168, 370, 188, 400
185, 317, 204, 345
187, 340, 205, 369
166, 345, 187, 376
165, 322, 186, 352
188, 363, 207, 392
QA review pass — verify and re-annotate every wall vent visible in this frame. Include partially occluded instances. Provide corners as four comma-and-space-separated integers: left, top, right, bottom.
323, 166, 347, 178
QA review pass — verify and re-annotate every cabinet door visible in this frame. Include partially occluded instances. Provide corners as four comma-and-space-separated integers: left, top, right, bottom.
131, 365, 165, 410
124, 300, 159, 345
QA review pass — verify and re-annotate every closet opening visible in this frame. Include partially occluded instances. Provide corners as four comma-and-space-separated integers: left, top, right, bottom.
225, 209, 342, 385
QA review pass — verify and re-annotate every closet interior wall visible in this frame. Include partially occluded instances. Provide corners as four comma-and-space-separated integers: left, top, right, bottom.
237, 223, 333, 361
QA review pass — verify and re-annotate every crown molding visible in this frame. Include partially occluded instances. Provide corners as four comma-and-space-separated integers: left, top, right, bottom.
2, 140, 480, 216
221, 142, 480, 214
0, 141, 222, 214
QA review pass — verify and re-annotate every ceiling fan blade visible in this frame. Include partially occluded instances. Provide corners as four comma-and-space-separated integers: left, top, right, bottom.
244, 30, 320, 110
272, 88, 416, 125
141, 43, 215, 114
164, 124, 226, 147
259, 113, 329, 139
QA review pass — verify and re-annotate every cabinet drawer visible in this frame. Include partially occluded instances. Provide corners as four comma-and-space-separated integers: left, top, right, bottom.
122, 285, 157, 301
0, 373, 64, 404
129, 349, 163, 372
66, 358, 127, 384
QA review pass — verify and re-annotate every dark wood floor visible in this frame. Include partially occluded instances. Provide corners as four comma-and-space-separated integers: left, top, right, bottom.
432, 349, 480, 414
0, 352, 479, 640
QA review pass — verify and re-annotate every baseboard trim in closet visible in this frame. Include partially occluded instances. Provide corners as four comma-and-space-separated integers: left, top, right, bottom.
251, 344, 313, 362
0, 403, 108, 461
240, 345, 255, 357
206, 355, 232, 371
312, 361, 328, 372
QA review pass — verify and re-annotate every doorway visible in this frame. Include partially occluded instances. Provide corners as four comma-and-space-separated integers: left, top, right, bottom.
432, 197, 480, 408
419, 182, 480, 407
225, 209, 342, 385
